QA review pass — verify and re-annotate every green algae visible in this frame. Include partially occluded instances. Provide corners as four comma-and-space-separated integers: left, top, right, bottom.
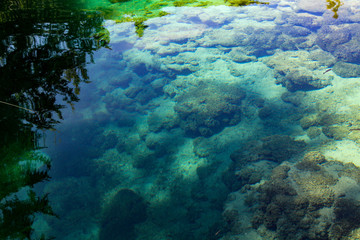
82, 0, 268, 37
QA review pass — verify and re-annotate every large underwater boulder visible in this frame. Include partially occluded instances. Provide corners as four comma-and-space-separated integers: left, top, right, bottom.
99, 189, 147, 240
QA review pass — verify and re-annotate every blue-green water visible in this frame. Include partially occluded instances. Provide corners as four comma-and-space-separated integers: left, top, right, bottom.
3, 0, 360, 239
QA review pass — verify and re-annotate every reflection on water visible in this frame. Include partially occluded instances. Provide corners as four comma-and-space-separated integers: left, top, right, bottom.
326, 0, 343, 19
0, 0, 107, 239
3, 0, 360, 240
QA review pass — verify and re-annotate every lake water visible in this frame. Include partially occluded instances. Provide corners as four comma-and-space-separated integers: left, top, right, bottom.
2, 0, 360, 239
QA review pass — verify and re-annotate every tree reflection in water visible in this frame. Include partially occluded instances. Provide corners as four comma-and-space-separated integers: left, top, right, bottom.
326, 0, 343, 19
0, 0, 108, 239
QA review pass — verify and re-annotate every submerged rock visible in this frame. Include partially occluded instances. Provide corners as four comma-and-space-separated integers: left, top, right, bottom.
100, 189, 147, 240
316, 24, 360, 64
332, 61, 360, 78
262, 50, 333, 91
231, 135, 306, 164
174, 81, 245, 137
224, 151, 360, 240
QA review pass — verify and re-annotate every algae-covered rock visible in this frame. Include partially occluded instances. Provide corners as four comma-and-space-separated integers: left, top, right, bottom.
227, 47, 257, 63
100, 189, 147, 240
174, 82, 245, 137
256, 135, 306, 163
330, 198, 360, 239
322, 125, 348, 140
245, 159, 360, 240
295, 151, 326, 171
316, 24, 360, 63
306, 126, 322, 139
281, 91, 306, 107
230, 135, 306, 164
332, 61, 360, 78
262, 51, 333, 92
300, 114, 319, 129
316, 25, 352, 53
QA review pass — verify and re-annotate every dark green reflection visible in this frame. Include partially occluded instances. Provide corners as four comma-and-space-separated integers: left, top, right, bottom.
0, 0, 108, 239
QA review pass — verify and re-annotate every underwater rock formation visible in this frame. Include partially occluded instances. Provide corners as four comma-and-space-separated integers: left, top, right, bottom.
173, 82, 245, 137
262, 50, 334, 91
224, 152, 360, 240
281, 91, 306, 107
100, 189, 147, 240
332, 61, 360, 78
299, 112, 360, 141
230, 135, 306, 165
316, 24, 360, 64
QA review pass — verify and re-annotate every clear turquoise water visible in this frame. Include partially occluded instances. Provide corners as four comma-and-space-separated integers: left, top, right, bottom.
3, 0, 360, 240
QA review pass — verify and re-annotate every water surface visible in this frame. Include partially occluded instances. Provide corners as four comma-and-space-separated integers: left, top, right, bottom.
2, 0, 360, 240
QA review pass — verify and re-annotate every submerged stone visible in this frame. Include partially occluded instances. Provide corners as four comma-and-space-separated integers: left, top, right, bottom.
332, 61, 360, 78
262, 51, 332, 92
100, 189, 147, 240
174, 82, 245, 137
225, 158, 360, 240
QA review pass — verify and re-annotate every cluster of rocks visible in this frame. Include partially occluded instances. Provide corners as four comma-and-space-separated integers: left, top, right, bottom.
224, 152, 360, 240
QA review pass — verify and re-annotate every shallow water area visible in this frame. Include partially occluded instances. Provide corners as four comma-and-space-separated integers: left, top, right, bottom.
3, 0, 360, 239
